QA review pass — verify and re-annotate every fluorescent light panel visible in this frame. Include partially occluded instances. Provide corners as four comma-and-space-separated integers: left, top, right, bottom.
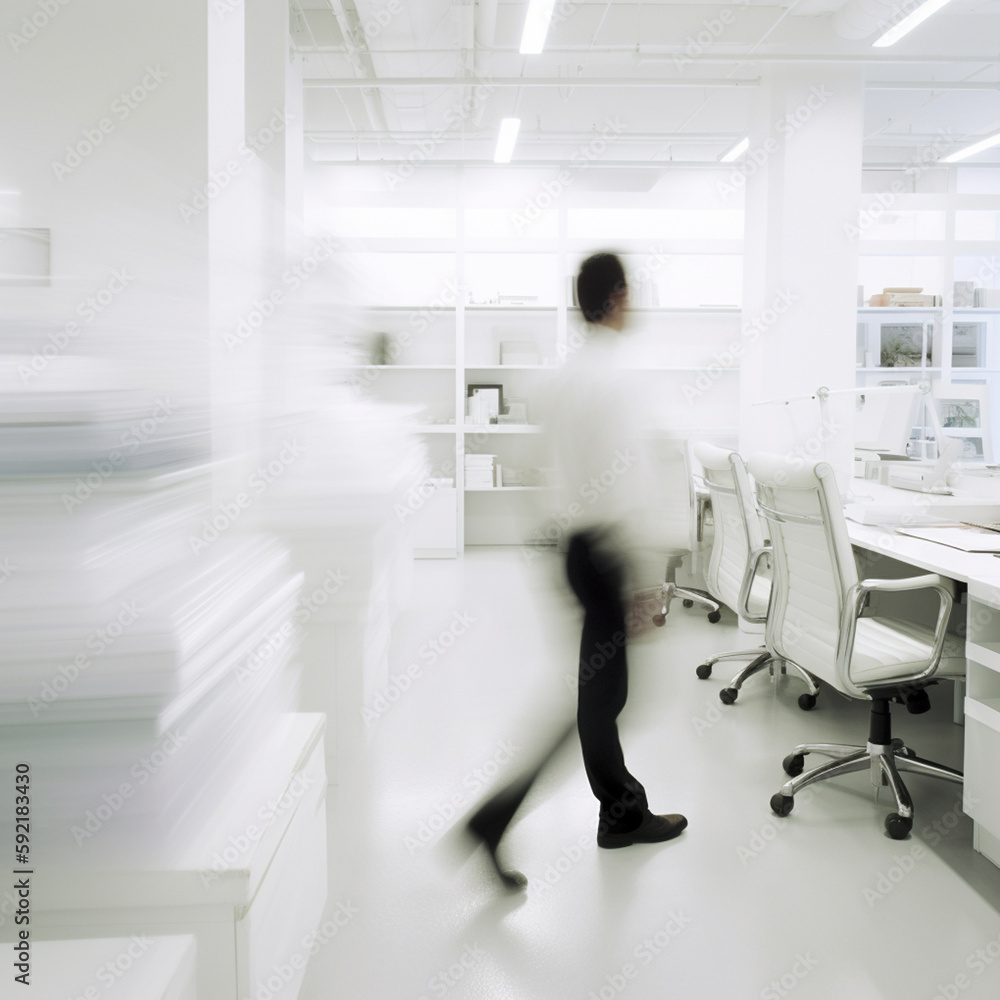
494, 118, 521, 163
520, 0, 557, 55
941, 131, 1000, 164
720, 137, 749, 162
872, 0, 953, 47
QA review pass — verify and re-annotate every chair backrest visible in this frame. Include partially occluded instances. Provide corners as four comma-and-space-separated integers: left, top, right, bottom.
643, 434, 697, 556
746, 454, 859, 689
694, 442, 764, 612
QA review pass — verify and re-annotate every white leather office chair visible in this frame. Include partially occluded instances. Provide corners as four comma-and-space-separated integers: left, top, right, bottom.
642, 436, 721, 624
749, 454, 963, 840
693, 443, 819, 709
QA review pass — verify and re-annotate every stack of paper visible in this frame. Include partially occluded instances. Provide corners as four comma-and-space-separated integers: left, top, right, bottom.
465, 454, 496, 489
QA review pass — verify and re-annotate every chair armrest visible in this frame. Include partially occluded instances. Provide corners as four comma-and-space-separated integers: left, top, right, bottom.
737, 545, 772, 624
837, 574, 955, 698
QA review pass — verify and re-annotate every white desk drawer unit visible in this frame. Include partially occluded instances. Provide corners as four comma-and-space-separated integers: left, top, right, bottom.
963, 579, 1000, 868
6, 713, 327, 1000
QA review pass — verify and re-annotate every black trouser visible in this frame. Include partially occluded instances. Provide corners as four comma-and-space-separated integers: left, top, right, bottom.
566, 530, 648, 834
467, 530, 647, 843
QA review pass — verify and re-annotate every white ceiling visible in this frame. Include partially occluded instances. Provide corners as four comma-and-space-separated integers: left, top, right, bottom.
290, 0, 1000, 167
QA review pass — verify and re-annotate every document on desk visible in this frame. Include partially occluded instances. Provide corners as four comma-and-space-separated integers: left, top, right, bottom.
895, 525, 1000, 552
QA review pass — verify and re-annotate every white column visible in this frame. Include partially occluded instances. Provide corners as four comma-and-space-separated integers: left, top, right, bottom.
738, 66, 864, 483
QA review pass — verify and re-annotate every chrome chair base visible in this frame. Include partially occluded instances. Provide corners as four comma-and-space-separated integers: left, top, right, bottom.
771, 737, 963, 840
697, 648, 820, 709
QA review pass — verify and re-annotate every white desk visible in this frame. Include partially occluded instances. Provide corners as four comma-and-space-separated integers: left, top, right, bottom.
844, 481, 1000, 869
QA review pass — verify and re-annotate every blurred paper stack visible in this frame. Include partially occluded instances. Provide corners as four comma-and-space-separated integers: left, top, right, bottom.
260, 389, 429, 779
0, 356, 327, 999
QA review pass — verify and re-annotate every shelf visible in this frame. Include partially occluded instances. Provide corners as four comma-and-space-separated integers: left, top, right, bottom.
463, 425, 544, 434
624, 365, 739, 372
856, 367, 940, 373
858, 307, 942, 313
570, 306, 741, 315
344, 364, 455, 370
364, 305, 457, 312
465, 486, 554, 492
465, 364, 558, 371
466, 305, 557, 312
955, 308, 1000, 315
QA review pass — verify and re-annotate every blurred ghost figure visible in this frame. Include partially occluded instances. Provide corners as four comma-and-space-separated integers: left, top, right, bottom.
463, 252, 687, 890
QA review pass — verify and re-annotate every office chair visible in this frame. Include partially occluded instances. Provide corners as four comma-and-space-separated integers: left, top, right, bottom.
643, 436, 722, 625
693, 443, 820, 709
749, 454, 963, 840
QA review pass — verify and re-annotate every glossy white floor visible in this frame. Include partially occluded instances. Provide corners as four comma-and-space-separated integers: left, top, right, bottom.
300, 547, 1000, 1000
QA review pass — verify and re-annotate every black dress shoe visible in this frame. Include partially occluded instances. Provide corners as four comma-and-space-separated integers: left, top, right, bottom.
597, 812, 688, 850
465, 808, 528, 890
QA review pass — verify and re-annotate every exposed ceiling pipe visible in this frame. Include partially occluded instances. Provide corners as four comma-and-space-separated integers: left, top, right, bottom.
304, 76, 762, 88
304, 76, 1000, 91
294, 45, 999, 62
326, 0, 390, 132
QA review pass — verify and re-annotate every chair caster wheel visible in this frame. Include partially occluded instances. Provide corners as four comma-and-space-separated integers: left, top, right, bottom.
782, 753, 805, 777
707, 610, 722, 624
719, 687, 737, 705
770, 793, 794, 817
696, 663, 712, 680
652, 614, 666, 627
682, 599, 694, 608
797, 693, 817, 711
885, 813, 912, 840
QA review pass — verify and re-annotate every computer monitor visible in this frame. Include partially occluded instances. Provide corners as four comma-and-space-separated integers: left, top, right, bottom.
853, 385, 921, 458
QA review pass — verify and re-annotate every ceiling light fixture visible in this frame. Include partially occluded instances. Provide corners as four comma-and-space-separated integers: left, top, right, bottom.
494, 118, 521, 163
940, 130, 1000, 163
720, 137, 749, 162
520, 0, 558, 55
872, 0, 954, 48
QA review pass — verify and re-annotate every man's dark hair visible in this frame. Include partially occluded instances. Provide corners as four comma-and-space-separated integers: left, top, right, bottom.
576, 252, 627, 324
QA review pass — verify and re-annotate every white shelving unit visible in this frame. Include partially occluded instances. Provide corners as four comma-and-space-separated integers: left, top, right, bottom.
855, 166, 1000, 460
307, 167, 746, 552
